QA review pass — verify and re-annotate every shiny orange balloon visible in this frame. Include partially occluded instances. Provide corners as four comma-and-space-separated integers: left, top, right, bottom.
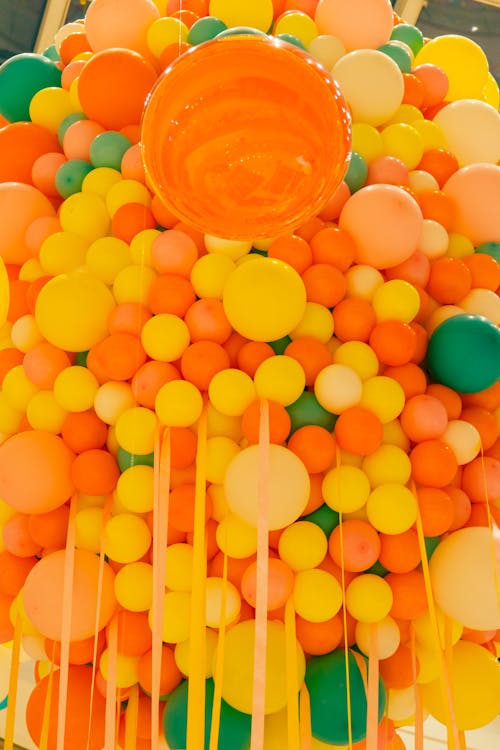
142, 35, 351, 239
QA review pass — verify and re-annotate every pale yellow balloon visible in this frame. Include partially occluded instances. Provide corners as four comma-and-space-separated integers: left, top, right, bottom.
175, 628, 218, 678
308, 34, 345, 70
355, 615, 400, 659
434, 99, 500, 166
387, 686, 415, 722
314, 363, 362, 413
441, 419, 481, 465
205, 577, 241, 628
459, 288, 500, 325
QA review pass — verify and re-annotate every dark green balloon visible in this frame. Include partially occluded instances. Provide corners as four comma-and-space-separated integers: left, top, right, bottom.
344, 151, 368, 193
366, 560, 389, 576
286, 391, 337, 433
0, 53, 62, 122
424, 536, 440, 559
89, 131, 132, 170
163, 679, 251, 750
275, 33, 307, 50
426, 314, 500, 393
55, 160, 93, 198
303, 503, 339, 536
117, 448, 155, 472
306, 649, 386, 746
74, 351, 89, 367
475, 242, 500, 264
390, 24, 424, 55
188, 17, 228, 45
378, 42, 412, 73
267, 335, 291, 355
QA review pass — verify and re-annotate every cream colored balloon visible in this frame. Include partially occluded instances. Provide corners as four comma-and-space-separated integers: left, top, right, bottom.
434, 99, 500, 166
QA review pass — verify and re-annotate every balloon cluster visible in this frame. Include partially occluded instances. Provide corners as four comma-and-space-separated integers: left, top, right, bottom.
0, 1, 500, 749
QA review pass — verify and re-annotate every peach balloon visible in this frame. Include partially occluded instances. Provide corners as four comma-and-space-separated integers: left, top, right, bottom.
23, 549, 117, 641
85, 0, 160, 57
339, 184, 424, 269
0, 182, 56, 264
443, 163, 500, 245
315, 0, 393, 52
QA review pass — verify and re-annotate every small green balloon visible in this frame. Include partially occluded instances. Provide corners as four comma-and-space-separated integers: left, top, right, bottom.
0, 53, 62, 122
117, 448, 155, 472
366, 560, 389, 577
55, 160, 93, 198
426, 314, 500, 394
306, 649, 386, 745
475, 242, 500, 264
89, 131, 132, 171
74, 351, 89, 367
188, 16, 228, 45
303, 503, 339, 536
378, 42, 412, 74
163, 679, 251, 750
267, 335, 291, 355
58, 112, 87, 146
275, 33, 307, 50
344, 151, 368, 193
390, 24, 424, 55
43, 45, 61, 62
424, 536, 440, 559
286, 392, 337, 433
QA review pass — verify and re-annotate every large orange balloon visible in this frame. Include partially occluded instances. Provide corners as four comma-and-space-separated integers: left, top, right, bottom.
443, 163, 500, 246
0, 182, 56, 264
0, 431, 74, 514
0, 122, 60, 183
26, 665, 106, 750
23, 549, 117, 641
142, 35, 351, 239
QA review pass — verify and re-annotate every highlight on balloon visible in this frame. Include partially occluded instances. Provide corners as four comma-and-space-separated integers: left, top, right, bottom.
0, 1, 499, 750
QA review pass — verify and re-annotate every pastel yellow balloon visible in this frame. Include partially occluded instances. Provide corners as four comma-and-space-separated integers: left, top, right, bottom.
10, 314, 43, 353
345, 264, 384, 300
190, 253, 235, 299
206, 577, 241, 628
483, 72, 500, 110
205, 436, 240, 484
381, 123, 424, 170
387, 686, 415, 723
40, 231, 88, 275
114, 562, 153, 612
307, 34, 345, 70
460, 288, 500, 325
86, 236, 131, 284
115, 406, 157, 454
100, 650, 139, 689
254, 355, 306, 406
82, 166, 121, 197
155, 380, 203, 427
116, 465, 154, 513
333, 49, 404, 126
434, 99, 500, 166
441, 419, 481, 465
223, 257, 307, 342
447, 233, 474, 259
94, 382, 136, 425
274, 11, 318, 46
59, 192, 110, 242
29, 86, 76, 133
220, 619, 305, 714
113, 265, 157, 305
366, 483, 418, 534
152, 591, 191, 644
372, 279, 420, 322
141, 314, 190, 362
294, 569, 342, 622
2, 365, 38, 412
360, 376, 405, 423
417, 219, 449, 259
175, 628, 218, 678
53, 366, 99, 412
408, 170, 439, 194
345, 574, 393, 623
290, 302, 334, 344
411, 119, 446, 151
355, 615, 400, 659
105, 513, 151, 564
26, 390, 67, 433
362, 444, 411, 487
412, 606, 463, 650
278, 521, 328, 571
322, 465, 371, 513
75, 506, 103, 554
215, 513, 257, 559
314, 363, 362, 414
225, 445, 310, 530
147, 17, 188, 58
106, 179, 151, 217
208, 369, 256, 416
414, 34, 489, 101
165, 544, 194, 592
333, 341, 379, 380
351, 123, 383, 165
35, 272, 115, 352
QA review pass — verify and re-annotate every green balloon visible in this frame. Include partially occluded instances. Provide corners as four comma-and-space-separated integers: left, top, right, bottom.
163, 679, 251, 750
43, 45, 61, 62
378, 42, 412, 73
390, 24, 424, 55
0, 53, 62, 122
475, 242, 500, 264
74, 350, 89, 367
275, 33, 307, 50
55, 160, 93, 198
344, 151, 368, 193
306, 649, 386, 746
424, 536, 440, 559
303, 504, 339, 536
267, 335, 291, 355
117, 447, 155, 472
426, 314, 500, 394
366, 560, 389, 576
89, 131, 132, 171
188, 17, 228, 45
286, 391, 337, 433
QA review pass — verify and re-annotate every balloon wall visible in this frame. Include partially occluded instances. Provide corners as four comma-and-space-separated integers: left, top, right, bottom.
0, 1, 500, 749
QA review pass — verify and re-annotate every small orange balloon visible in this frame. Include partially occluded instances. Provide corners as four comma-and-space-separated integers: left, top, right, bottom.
142, 35, 351, 239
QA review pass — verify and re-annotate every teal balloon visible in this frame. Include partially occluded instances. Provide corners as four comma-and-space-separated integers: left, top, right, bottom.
426, 314, 500, 393
89, 131, 132, 170
0, 694, 7, 711
303, 503, 339, 536
58, 112, 87, 146
267, 335, 291, 355
286, 391, 337, 433
378, 42, 412, 73
344, 151, 368, 193
390, 24, 424, 55
117, 447, 155, 472
305, 649, 386, 746
275, 33, 307, 50
55, 160, 93, 198
216, 27, 268, 38
163, 679, 251, 750
0, 53, 62, 122
475, 242, 500, 264
188, 17, 228, 45
43, 45, 61, 62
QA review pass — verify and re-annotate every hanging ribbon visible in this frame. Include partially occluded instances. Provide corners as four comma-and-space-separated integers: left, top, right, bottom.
209, 549, 228, 750
299, 685, 312, 750
39, 642, 57, 750
365, 622, 379, 750
285, 597, 300, 750
3, 610, 22, 750
410, 625, 423, 750
104, 614, 118, 750
125, 684, 140, 750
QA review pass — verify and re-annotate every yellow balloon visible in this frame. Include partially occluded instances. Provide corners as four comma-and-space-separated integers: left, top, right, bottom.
421, 641, 500, 730
208, 368, 257, 416
113, 265, 157, 305
224, 444, 310, 530
129, 229, 159, 266
26, 390, 67, 433
100, 650, 139, 689
29, 87, 76, 133
116, 465, 154, 513
114, 562, 153, 612
165, 544, 194, 592
366, 483, 417, 534
208, 0, 273, 32
333, 341, 379, 380
290, 302, 334, 344
141, 313, 190, 362
35, 272, 115, 352
153, 591, 191, 643
412, 606, 463, 650
75, 507, 103, 554
155, 380, 203, 427
2, 365, 38, 412
322, 465, 371, 513
254, 355, 306, 406
106, 179, 151, 217
204, 235, 252, 260
104, 513, 151, 564
205, 436, 240, 484
274, 11, 318, 46
293, 569, 342, 622
82, 166, 122, 197
223, 257, 307, 342
414, 34, 489, 102
372, 279, 420, 322
278, 521, 328, 571
362, 444, 411, 487
115, 406, 158, 454
86, 237, 131, 284
314, 363, 362, 413
39, 231, 88, 275
53, 365, 99, 412
345, 574, 393, 623
215, 513, 257, 558
380, 123, 424, 170
351, 123, 383, 164
360, 376, 405, 423
220, 619, 305, 714
190, 253, 235, 299
59, 192, 110, 242
483, 72, 500, 110
147, 17, 188, 58
205, 576, 241, 628
175, 628, 218, 678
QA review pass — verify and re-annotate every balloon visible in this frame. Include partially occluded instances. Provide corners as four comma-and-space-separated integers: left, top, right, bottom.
430, 526, 500, 630
0, 257, 8, 328
434, 100, 500, 167
224, 444, 310, 529
333, 50, 404, 127
223, 257, 307, 342
339, 185, 423, 269
294, 568, 343, 622
421, 641, 500, 730
443, 163, 500, 246
0, 182, 56, 265
85, 0, 160, 57
306, 649, 386, 745
0, 53, 62, 122
414, 34, 489, 101
220, 619, 306, 714
163, 678, 251, 750
35, 271, 115, 352
426, 314, 500, 394
0, 122, 60, 184
314, 0, 393, 51
345, 574, 393, 623
114, 562, 153, 612
142, 35, 351, 239
23, 549, 116, 641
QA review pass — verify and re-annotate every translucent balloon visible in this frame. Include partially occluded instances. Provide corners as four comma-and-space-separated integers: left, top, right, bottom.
443, 164, 500, 246
315, 0, 393, 52
414, 34, 489, 101
333, 49, 404, 127
142, 35, 351, 239
224, 444, 310, 530
430, 526, 500, 630
434, 100, 500, 166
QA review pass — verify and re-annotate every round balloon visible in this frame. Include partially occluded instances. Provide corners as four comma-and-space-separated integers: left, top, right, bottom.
0, 53, 62, 122
142, 35, 351, 239
434, 99, 500, 166
414, 34, 489, 101
426, 314, 500, 394
443, 163, 500, 246
0, 182, 56, 264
